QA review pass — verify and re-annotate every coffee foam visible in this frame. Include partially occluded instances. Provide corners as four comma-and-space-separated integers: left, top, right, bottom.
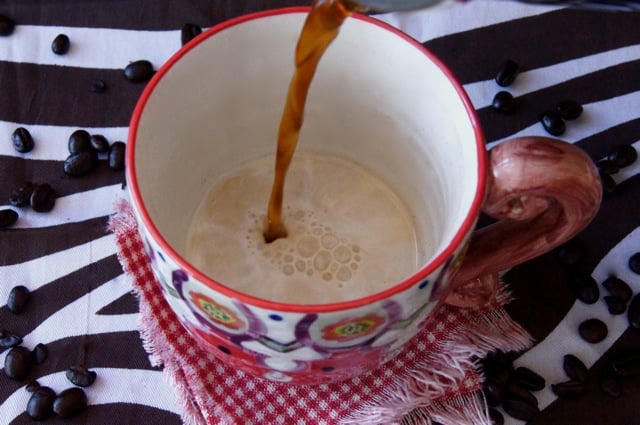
186, 152, 421, 304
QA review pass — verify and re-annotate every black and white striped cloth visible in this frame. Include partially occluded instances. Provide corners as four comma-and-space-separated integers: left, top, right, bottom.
1, 1, 638, 424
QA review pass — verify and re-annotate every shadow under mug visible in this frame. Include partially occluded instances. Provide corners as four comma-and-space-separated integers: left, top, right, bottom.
126, 8, 601, 384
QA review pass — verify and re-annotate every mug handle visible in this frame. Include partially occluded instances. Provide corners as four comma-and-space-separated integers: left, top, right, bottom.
445, 136, 602, 308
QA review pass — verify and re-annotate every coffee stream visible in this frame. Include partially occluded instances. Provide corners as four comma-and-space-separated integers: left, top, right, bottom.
264, 0, 361, 243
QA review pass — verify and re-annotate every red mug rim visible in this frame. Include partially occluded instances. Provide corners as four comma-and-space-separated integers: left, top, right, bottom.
126, 6, 487, 314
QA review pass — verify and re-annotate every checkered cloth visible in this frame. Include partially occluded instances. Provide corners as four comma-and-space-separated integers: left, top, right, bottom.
109, 200, 532, 425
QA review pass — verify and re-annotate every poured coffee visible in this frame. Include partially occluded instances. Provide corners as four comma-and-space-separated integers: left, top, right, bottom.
186, 152, 421, 304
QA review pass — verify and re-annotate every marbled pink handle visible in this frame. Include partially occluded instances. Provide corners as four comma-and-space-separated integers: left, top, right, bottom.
446, 136, 602, 307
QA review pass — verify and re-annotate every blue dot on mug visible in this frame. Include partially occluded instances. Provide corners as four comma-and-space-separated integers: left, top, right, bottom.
217, 345, 232, 355
419, 279, 429, 290
269, 314, 283, 321
157, 250, 166, 262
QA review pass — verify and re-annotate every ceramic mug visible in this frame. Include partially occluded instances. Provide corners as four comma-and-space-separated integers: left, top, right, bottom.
126, 7, 601, 385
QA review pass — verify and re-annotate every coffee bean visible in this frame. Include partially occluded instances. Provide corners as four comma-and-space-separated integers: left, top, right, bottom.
600, 172, 617, 196
68, 129, 92, 154
511, 367, 545, 391
569, 272, 599, 304
602, 276, 632, 302
629, 252, 640, 274
608, 144, 637, 168
578, 318, 608, 343
124, 60, 154, 82
551, 380, 585, 398
0, 208, 18, 228
540, 111, 566, 136
0, 330, 23, 350
90, 79, 107, 93
629, 294, 640, 330
495, 59, 520, 87
563, 354, 589, 383
51, 33, 70, 55
600, 373, 622, 397
26, 386, 56, 420
502, 397, 539, 421
108, 141, 126, 170
32, 343, 48, 364
7, 285, 30, 314
491, 91, 515, 114
181, 23, 202, 46
596, 158, 619, 175
9, 182, 36, 207
90, 134, 110, 153
488, 407, 504, 425
30, 183, 56, 212
4, 346, 33, 380
12, 127, 34, 153
64, 151, 99, 177
66, 364, 97, 387
53, 387, 87, 418
505, 382, 538, 407
611, 352, 640, 377
556, 238, 586, 266
482, 379, 505, 407
0, 14, 15, 36
25, 380, 41, 393
555, 100, 583, 120
604, 295, 627, 315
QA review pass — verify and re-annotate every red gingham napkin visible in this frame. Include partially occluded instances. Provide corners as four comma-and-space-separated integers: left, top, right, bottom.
109, 200, 532, 425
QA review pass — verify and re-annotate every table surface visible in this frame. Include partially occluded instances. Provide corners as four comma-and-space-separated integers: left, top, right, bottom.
1, 1, 639, 424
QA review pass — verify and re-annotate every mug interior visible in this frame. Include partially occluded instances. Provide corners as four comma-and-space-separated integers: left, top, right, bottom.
128, 9, 485, 308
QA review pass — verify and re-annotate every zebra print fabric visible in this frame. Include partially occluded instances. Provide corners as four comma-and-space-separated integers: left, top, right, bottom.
0, 1, 638, 424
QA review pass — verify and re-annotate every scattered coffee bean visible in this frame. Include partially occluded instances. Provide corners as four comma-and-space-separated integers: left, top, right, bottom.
4, 346, 33, 380
53, 387, 88, 418
7, 285, 30, 314
578, 318, 608, 343
32, 343, 48, 365
181, 23, 202, 46
556, 238, 586, 266
90, 79, 107, 93
629, 294, 640, 330
510, 367, 545, 391
555, 100, 583, 120
505, 382, 538, 407
596, 158, 619, 175
0, 208, 18, 228
600, 172, 617, 196
602, 276, 632, 302
608, 144, 637, 168
9, 182, 36, 207
604, 295, 627, 315
0, 13, 15, 36
569, 272, 599, 304
30, 183, 56, 212
611, 352, 640, 377
563, 354, 589, 383
0, 331, 23, 350
64, 151, 99, 177
551, 380, 585, 398
491, 91, 515, 114
12, 127, 34, 153
482, 379, 504, 407
108, 141, 126, 170
502, 397, 539, 421
25, 380, 41, 393
26, 386, 56, 420
90, 134, 110, 153
68, 129, 92, 154
488, 407, 504, 425
51, 33, 70, 55
600, 373, 622, 397
124, 60, 154, 82
495, 59, 520, 87
540, 111, 566, 136
629, 252, 640, 274
66, 364, 97, 387
482, 350, 514, 386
